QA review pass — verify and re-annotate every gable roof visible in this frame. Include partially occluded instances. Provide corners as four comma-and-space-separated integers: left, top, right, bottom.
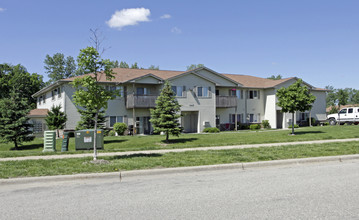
223, 74, 296, 88
34, 67, 326, 97
62, 68, 185, 83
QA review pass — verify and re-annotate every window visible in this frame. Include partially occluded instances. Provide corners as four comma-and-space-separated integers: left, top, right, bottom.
248, 113, 260, 123
348, 108, 353, 113
230, 89, 243, 99
109, 116, 124, 127
230, 114, 242, 123
197, 86, 211, 97
58, 87, 61, 98
51, 89, 57, 100
249, 90, 260, 99
171, 86, 186, 97
299, 112, 309, 121
137, 87, 148, 95
38, 96, 42, 105
236, 90, 242, 99
117, 86, 124, 97
43, 95, 46, 104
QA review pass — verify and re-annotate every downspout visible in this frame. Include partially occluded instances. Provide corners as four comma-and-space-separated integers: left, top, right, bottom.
245, 89, 248, 124
132, 82, 136, 135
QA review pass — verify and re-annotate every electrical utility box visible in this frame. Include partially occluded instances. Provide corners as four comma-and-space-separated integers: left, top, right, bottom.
75, 129, 104, 150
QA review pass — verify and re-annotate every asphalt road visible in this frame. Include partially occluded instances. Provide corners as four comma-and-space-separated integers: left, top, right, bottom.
1, 161, 359, 219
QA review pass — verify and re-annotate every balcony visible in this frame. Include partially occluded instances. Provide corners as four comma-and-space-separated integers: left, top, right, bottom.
216, 96, 237, 108
126, 94, 158, 108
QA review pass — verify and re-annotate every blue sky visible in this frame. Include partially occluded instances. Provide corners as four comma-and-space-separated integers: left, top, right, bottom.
1, 0, 358, 89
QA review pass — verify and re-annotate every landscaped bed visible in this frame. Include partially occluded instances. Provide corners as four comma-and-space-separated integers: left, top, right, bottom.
0, 141, 358, 179
0, 125, 358, 158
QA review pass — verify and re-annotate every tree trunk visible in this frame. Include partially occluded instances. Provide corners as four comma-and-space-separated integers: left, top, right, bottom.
291, 112, 295, 135
57, 129, 59, 138
166, 131, 169, 143
14, 140, 18, 150
93, 112, 98, 161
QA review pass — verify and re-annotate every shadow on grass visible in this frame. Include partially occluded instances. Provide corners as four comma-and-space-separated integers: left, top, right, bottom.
160, 138, 198, 144
111, 153, 162, 160
10, 144, 43, 151
291, 131, 325, 135
104, 139, 128, 144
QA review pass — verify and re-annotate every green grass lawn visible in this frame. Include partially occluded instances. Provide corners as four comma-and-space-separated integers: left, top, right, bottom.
1, 125, 359, 158
1, 141, 358, 179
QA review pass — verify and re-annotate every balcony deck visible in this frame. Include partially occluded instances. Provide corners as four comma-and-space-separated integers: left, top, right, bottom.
216, 96, 237, 108
126, 94, 158, 108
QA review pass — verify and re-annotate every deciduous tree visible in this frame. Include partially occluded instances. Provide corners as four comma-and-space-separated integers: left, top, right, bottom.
186, 64, 204, 71
0, 63, 44, 108
72, 47, 118, 160
44, 53, 77, 83
267, 74, 282, 80
276, 79, 316, 135
75, 108, 106, 131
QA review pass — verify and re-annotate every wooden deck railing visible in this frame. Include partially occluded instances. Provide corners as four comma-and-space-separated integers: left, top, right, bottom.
126, 94, 158, 108
216, 96, 237, 108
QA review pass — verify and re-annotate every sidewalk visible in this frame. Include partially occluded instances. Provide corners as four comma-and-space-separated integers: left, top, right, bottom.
1, 138, 358, 162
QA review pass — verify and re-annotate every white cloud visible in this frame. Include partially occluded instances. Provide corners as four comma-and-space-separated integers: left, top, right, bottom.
171, 27, 182, 34
160, 14, 171, 19
0, 8, 5, 12
106, 8, 151, 30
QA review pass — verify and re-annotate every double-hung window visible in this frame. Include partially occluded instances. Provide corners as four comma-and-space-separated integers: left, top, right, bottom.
248, 113, 260, 123
230, 114, 242, 123
230, 89, 243, 99
171, 86, 186, 97
197, 86, 211, 97
109, 116, 124, 127
137, 87, 149, 95
249, 90, 260, 99
51, 89, 57, 101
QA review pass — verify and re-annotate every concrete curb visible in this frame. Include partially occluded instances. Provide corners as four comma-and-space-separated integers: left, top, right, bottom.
1, 154, 358, 185
1, 138, 359, 162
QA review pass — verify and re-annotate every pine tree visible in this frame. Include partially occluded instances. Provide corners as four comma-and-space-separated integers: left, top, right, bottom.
45, 105, 67, 137
0, 90, 34, 150
150, 80, 182, 142
76, 108, 106, 130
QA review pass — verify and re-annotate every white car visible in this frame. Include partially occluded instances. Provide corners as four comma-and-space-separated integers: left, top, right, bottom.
327, 107, 359, 125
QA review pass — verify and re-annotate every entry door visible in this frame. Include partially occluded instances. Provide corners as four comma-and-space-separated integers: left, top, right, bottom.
276, 110, 283, 129
137, 117, 152, 134
182, 112, 198, 133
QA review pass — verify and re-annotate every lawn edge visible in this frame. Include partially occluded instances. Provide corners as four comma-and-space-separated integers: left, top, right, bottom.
1, 154, 358, 184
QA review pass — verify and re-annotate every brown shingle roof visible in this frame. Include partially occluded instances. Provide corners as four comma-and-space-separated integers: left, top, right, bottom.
28, 109, 49, 116
61, 68, 326, 90
63, 68, 185, 83
223, 74, 295, 88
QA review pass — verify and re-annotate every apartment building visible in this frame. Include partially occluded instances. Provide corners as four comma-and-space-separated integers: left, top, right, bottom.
31, 67, 327, 134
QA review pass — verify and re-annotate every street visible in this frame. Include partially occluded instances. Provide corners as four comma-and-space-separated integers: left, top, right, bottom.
1, 161, 358, 219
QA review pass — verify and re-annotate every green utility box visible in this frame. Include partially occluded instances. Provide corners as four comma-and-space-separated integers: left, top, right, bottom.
61, 132, 70, 152
75, 129, 104, 150
43, 130, 56, 152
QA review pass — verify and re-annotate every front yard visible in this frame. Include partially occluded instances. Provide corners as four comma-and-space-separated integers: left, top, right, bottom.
1, 141, 358, 178
0, 125, 359, 158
